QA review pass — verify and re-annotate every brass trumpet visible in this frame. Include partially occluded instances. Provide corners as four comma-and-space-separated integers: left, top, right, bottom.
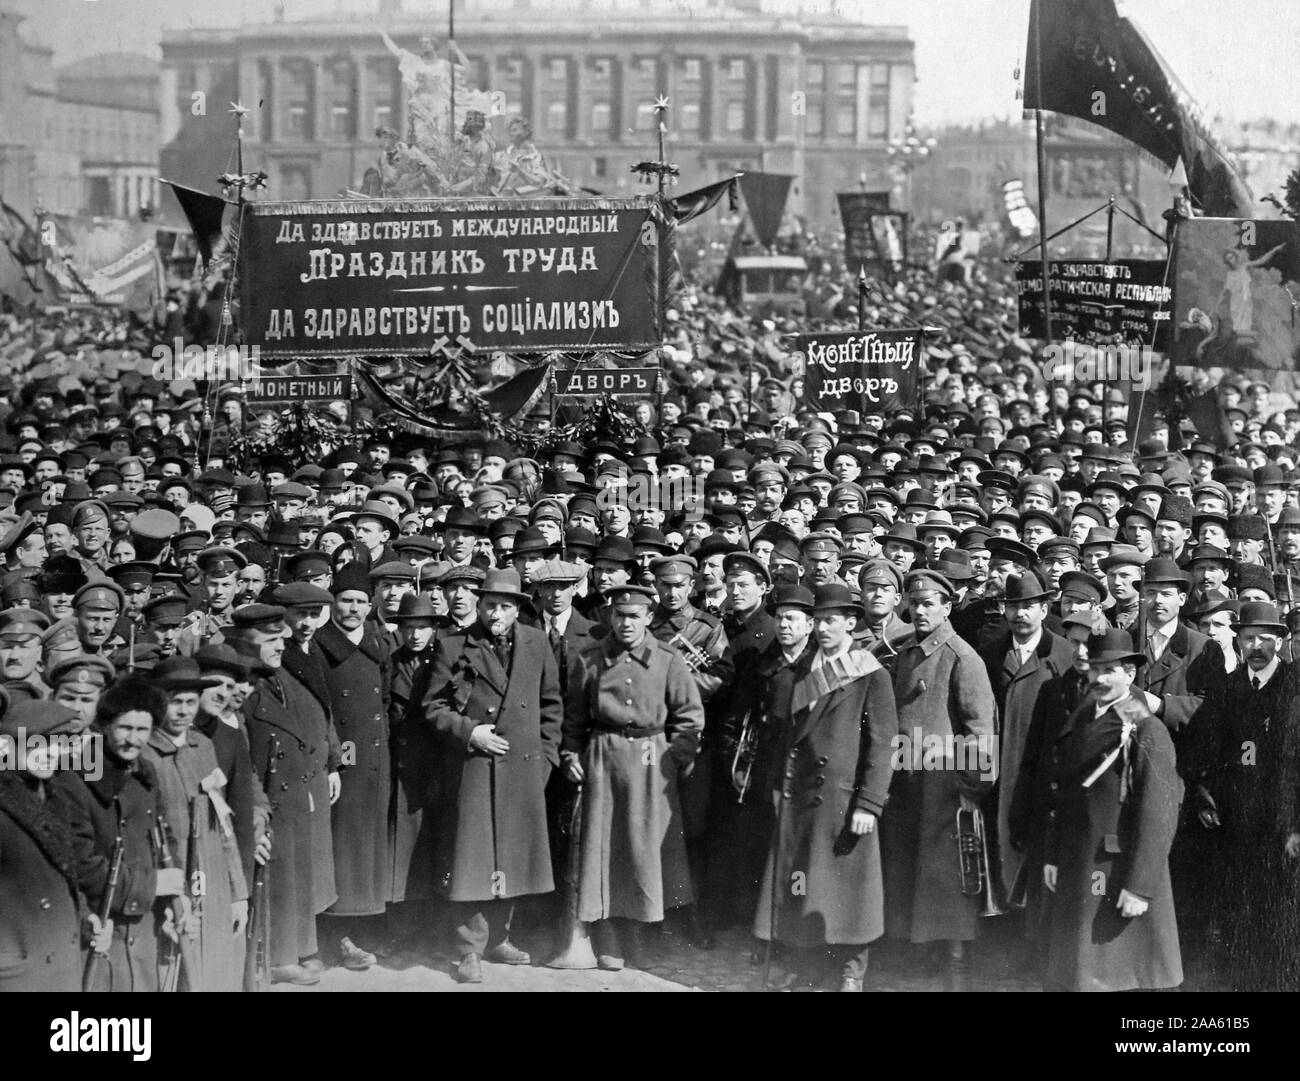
956, 803, 1006, 918
730, 713, 760, 802
668, 630, 713, 675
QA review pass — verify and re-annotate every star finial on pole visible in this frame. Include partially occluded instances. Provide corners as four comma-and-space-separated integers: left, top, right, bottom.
229, 102, 250, 119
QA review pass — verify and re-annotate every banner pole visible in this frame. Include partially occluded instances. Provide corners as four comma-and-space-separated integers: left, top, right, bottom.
857, 266, 867, 333
1032, 0, 1055, 428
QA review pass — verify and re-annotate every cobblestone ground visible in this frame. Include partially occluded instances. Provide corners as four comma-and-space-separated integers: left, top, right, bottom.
273, 906, 1222, 992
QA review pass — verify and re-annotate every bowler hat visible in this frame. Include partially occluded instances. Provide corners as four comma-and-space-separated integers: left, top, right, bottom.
1086, 628, 1146, 666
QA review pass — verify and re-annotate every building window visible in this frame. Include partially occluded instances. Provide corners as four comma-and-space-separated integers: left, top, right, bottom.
636, 102, 658, 130
546, 100, 567, 133
835, 104, 855, 137
549, 57, 568, 80
871, 63, 890, 87
728, 59, 747, 81
591, 101, 611, 133
374, 105, 392, 132
807, 62, 824, 88
639, 57, 657, 78
591, 58, 611, 79
330, 105, 352, 136
868, 105, 888, 138
679, 102, 701, 133
288, 105, 307, 136
807, 105, 823, 136
725, 100, 745, 134
280, 165, 311, 201
838, 63, 856, 89
593, 157, 607, 178
682, 58, 701, 81
500, 58, 522, 79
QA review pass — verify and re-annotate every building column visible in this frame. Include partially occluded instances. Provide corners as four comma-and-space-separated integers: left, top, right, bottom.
238, 56, 259, 142
310, 55, 327, 142
352, 52, 368, 140
568, 54, 584, 141
705, 53, 723, 144
266, 58, 282, 143
751, 55, 766, 144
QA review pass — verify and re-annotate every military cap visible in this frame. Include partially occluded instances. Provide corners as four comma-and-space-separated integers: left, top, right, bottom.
859, 558, 904, 593
189, 548, 242, 581
47, 653, 115, 689
722, 551, 771, 585
836, 512, 876, 536
1020, 508, 1062, 535
0, 700, 81, 741
1059, 570, 1107, 603
142, 594, 189, 626
976, 469, 1017, 494
271, 582, 334, 608
130, 508, 182, 541
438, 564, 487, 587
369, 560, 417, 582
529, 498, 567, 525
285, 550, 332, 580
392, 536, 438, 559
109, 642, 165, 673
1017, 475, 1060, 505
608, 585, 657, 608
101, 491, 144, 511
193, 643, 251, 680
651, 555, 698, 583
1036, 535, 1081, 559
706, 505, 747, 531
0, 606, 51, 641
748, 463, 790, 488
986, 536, 1036, 568
40, 616, 80, 653
73, 581, 125, 612
800, 532, 844, 555
904, 569, 955, 600
230, 603, 287, 632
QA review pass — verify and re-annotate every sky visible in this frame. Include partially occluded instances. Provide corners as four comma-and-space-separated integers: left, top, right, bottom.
11, 0, 1300, 130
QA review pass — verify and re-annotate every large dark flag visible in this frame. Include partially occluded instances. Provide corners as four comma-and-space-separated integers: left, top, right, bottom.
162, 180, 229, 266
738, 172, 794, 250
658, 175, 741, 316
1023, 0, 1253, 217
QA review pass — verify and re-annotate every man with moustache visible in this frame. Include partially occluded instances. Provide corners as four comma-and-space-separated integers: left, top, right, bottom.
754, 582, 898, 992
313, 562, 393, 970
424, 569, 562, 983
1042, 628, 1183, 992
980, 571, 1073, 912
883, 570, 997, 991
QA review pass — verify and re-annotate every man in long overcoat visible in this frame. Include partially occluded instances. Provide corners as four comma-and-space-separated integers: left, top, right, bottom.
882, 570, 997, 990
562, 584, 703, 970
753, 583, 897, 992
235, 603, 341, 986
979, 571, 1073, 909
1043, 628, 1184, 992
314, 563, 393, 968
423, 568, 562, 983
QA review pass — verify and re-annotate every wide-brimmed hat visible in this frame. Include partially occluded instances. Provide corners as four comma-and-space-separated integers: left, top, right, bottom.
473, 568, 531, 603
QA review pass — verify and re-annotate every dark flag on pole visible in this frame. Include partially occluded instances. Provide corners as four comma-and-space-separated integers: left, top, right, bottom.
738, 172, 794, 250
162, 181, 229, 266
659, 175, 741, 313
1185, 388, 1237, 451
1023, 0, 1253, 218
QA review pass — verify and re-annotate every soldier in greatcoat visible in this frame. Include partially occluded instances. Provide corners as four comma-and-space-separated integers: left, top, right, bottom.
1042, 628, 1184, 992
423, 568, 562, 983
882, 570, 998, 990
563, 585, 703, 970
234, 603, 340, 986
753, 583, 898, 992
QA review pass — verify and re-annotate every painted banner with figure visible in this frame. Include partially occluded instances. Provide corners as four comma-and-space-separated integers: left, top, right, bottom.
1171, 218, 1300, 371
239, 196, 661, 357
796, 329, 922, 415
1015, 260, 1173, 349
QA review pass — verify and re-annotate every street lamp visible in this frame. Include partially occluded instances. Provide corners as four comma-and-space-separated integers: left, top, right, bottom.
887, 122, 937, 213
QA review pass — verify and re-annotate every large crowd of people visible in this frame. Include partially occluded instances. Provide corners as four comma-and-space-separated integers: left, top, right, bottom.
1, 224, 1299, 996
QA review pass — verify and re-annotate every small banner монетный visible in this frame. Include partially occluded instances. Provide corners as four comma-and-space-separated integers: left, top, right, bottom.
238, 197, 661, 357
795, 328, 922, 416
1014, 260, 1173, 349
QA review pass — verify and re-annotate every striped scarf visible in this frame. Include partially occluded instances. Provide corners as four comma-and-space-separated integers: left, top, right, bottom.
790, 648, 880, 718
